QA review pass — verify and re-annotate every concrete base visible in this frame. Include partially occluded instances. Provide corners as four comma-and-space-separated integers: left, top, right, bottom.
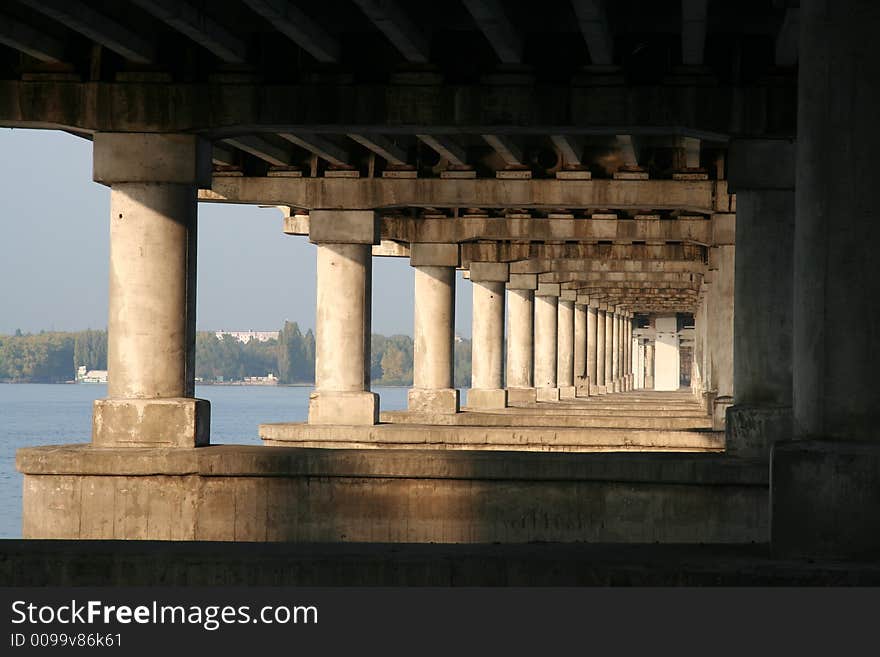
92, 398, 210, 448
575, 384, 590, 398
380, 410, 714, 431
506, 387, 537, 404
712, 396, 733, 431
726, 404, 792, 458
17, 444, 766, 543
407, 388, 460, 414
771, 440, 880, 560
467, 388, 507, 409
536, 387, 561, 402
590, 384, 607, 395
559, 386, 577, 400
308, 391, 379, 425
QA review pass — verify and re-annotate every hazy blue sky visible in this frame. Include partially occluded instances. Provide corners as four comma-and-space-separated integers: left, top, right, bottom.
0, 129, 473, 337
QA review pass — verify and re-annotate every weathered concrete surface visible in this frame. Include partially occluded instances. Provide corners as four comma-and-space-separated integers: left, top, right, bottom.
4, 541, 879, 586
726, 405, 791, 459
260, 422, 723, 452
18, 445, 764, 543
771, 440, 880, 559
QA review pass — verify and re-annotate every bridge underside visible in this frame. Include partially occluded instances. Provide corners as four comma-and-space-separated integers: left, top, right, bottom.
6, 0, 880, 573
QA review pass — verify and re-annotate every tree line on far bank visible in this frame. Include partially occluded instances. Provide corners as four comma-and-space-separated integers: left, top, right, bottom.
0, 322, 473, 387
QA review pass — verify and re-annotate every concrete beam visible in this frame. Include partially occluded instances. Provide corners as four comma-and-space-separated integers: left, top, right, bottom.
242, 0, 339, 63
0, 13, 65, 63
482, 134, 523, 167
20, 0, 154, 63
206, 177, 718, 212
775, 8, 799, 68
511, 257, 705, 274
348, 133, 407, 166
571, 0, 614, 66
131, 0, 247, 64
543, 271, 700, 284
279, 132, 349, 167
212, 144, 238, 166
352, 0, 429, 63
223, 136, 292, 166
416, 134, 467, 167
463, 242, 707, 266
681, 0, 708, 67
682, 136, 701, 169
463, 0, 523, 64
376, 215, 711, 244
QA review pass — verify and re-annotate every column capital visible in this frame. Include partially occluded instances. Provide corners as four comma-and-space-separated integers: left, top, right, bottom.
560, 289, 577, 302
410, 242, 460, 267
469, 261, 509, 282
507, 273, 538, 290
535, 282, 561, 297
93, 133, 211, 186
309, 209, 379, 245
576, 294, 590, 306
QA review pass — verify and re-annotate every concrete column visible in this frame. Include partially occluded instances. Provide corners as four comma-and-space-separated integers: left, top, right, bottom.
534, 283, 560, 402
92, 133, 210, 448
772, 0, 880, 559
623, 313, 632, 391
610, 310, 620, 392
574, 296, 589, 397
587, 301, 599, 395
556, 291, 576, 399
408, 244, 460, 414
604, 308, 614, 390
645, 342, 655, 390
726, 140, 795, 457
506, 274, 537, 404
308, 210, 379, 425
707, 241, 735, 429
595, 307, 607, 394
469, 262, 508, 409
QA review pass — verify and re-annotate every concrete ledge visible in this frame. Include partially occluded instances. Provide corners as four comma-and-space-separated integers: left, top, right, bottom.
260, 422, 724, 452
308, 391, 379, 425
726, 404, 792, 458
467, 388, 507, 409
771, 440, 880, 560
17, 444, 766, 543
407, 388, 459, 414
92, 398, 210, 448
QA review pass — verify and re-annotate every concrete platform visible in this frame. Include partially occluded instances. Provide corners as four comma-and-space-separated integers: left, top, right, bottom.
381, 410, 713, 430
17, 445, 763, 543
260, 422, 723, 451
3, 541, 879, 586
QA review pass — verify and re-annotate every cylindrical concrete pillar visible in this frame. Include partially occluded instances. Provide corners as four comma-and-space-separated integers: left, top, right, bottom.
606, 311, 615, 390
92, 133, 210, 448
587, 304, 598, 394
645, 342, 655, 390
309, 242, 379, 424
408, 265, 459, 413
596, 308, 607, 393
107, 184, 195, 400
506, 288, 535, 390
574, 301, 588, 396
556, 298, 575, 398
470, 279, 507, 408
534, 292, 559, 401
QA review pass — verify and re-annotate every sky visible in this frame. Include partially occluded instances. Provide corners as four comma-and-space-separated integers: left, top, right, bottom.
0, 129, 474, 338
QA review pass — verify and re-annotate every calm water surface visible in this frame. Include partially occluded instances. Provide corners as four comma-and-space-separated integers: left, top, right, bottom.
0, 383, 412, 538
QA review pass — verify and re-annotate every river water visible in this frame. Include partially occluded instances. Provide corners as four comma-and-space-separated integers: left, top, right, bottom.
0, 383, 414, 538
